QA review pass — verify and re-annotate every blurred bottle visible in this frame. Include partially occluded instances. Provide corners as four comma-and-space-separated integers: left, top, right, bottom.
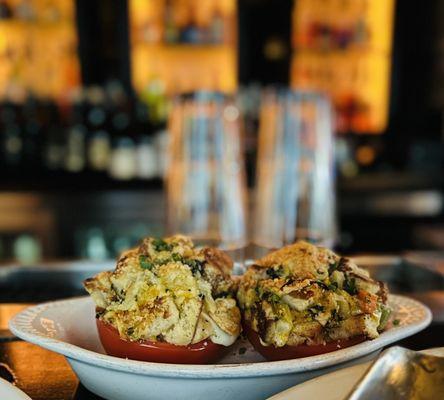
164, 0, 179, 44
86, 87, 111, 172
13, 234, 42, 265
180, 2, 199, 44
22, 95, 43, 170
211, 5, 224, 44
65, 97, 87, 173
2, 123, 22, 167
85, 228, 108, 261
43, 101, 65, 171
0, 102, 19, 168
134, 99, 158, 179
0, 0, 12, 20
109, 109, 137, 180
15, 0, 35, 21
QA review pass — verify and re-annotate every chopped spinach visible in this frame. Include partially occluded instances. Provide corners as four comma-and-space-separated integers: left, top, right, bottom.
328, 260, 339, 274
183, 258, 204, 275
315, 280, 329, 290
139, 255, 154, 270
262, 291, 281, 304
152, 238, 172, 252
330, 309, 341, 322
343, 277, 357, 295
308, 305, 325, 317
266, 266, 283, 279
171, 253, 183, 262
327, 282, 338, 291
393, 319, 400, 326
255, 286, 264, 299
378, 306, 391, 331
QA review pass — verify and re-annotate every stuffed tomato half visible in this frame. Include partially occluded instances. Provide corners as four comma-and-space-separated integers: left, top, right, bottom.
237, 241, 391, 361
84, 235, 241, 364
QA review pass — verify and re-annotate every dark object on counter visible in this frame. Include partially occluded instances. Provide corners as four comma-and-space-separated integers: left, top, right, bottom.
0, 261, 110, 303
0, 362, 15, 384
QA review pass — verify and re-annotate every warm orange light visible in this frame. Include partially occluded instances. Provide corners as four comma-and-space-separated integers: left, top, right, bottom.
356, 145, 376, 165
129, 0, 237, 95
0, 0, 80, 100
291, 0, 395, 134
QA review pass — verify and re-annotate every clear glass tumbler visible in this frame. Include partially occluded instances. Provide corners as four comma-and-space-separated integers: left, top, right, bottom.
253, 89, 336, 256
166, 92, 248, 262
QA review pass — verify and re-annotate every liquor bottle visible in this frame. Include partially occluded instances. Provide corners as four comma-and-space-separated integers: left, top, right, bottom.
108, 110, 137, 180
15, 0, 35, 21
86, 88, 111, 172
2, 122, 22, 168
181, 2, 200, 44
0, 102, 16, 169
43, 102, 65, 171
134, 100, 157, 179
0, 0, 12, 20
22, 95, 42, 170
65, 101, 87, 173
211, 5, 224, 44
164, 0, 179, 44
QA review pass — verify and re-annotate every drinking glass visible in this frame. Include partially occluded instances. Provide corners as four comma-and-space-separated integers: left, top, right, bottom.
166, 92, 248, 262
253, 89, 336, 256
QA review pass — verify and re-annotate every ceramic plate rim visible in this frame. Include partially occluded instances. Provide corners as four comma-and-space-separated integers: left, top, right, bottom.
9, 295, 432, 379
0, 377, 31, 400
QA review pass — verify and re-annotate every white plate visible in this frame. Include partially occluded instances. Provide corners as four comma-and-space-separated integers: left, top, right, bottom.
9, 295, 431, 400
0, 377, 31, 400
269, 347, 444, 400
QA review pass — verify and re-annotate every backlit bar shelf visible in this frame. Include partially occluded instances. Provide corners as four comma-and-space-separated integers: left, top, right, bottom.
291, 0, 395, 134
0, 0, 80, 100
129, 0, 237, 95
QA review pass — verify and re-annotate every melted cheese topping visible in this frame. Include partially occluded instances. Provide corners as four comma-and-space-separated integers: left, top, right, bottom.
237, 241, 390, 347
84, 235, 241, 347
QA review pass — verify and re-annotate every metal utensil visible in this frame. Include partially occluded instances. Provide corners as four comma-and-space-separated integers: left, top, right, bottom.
346, 346, 444, 400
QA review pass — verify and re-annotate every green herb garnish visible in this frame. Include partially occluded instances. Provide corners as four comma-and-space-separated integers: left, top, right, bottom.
266, 266, 283, 279
328, 261, 339, 274
262, 291, 280, 303
186, 259, 204, 275
327, 282, 338, 291
308, 305, 325, 317
152, 238, 172, 252
393, 319, 400, 326
139, 255, 154, 270
315, 280, 329, 290
343, 278, 357, 295
378, 306, 391, 331
171, 253, 183, 262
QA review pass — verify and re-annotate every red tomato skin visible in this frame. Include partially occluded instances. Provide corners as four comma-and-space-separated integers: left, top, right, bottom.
96, 319, 229, 364
243, 321, 366, 361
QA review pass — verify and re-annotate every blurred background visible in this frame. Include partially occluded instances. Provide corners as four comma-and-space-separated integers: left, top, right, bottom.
0, 0, 443, 264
